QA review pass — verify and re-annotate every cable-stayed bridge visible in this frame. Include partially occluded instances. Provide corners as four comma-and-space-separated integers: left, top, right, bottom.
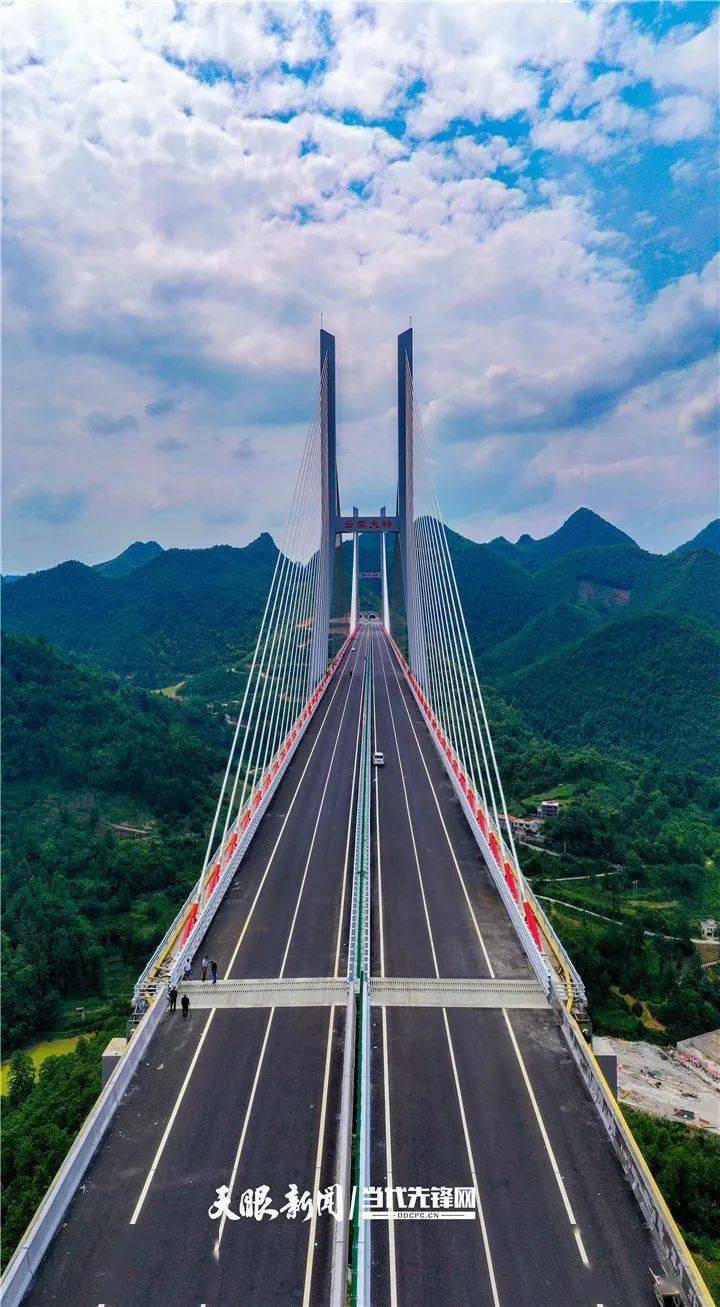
2, 333, 711, 1307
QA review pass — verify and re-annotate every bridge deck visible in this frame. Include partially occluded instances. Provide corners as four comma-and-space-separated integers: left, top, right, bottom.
369, 624, 659, 1307
20, 621, 662, 1306
23, 626, 369, 1307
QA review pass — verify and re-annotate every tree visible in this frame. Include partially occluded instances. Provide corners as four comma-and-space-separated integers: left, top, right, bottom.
7, 1051, 35, 1110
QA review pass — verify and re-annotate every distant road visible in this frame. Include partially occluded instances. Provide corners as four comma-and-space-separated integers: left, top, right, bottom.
538, 894, 682, 940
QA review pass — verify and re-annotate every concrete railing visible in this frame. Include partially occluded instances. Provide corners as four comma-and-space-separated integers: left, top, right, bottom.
560, 1008, 713, 1307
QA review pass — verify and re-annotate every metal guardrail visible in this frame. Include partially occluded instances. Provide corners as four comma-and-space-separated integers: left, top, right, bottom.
329, 989, 357, 1307
353, 971, 372, 1307
330, 632, 373, 1307
332, 637, 374, 1307
352, 641, 373, 1307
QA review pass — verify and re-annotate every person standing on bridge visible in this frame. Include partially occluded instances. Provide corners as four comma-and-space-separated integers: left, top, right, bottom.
183, 957, 192, 981
167, 985, 177, 1012
181, 993, 190, 1020
201, 956, 208, 982
210, 958, 218, 984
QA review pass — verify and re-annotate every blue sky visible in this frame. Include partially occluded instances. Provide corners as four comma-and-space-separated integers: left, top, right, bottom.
2, 0, 718, 572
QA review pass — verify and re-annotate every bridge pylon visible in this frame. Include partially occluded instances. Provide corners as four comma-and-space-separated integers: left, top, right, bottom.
310, 328, 339, 688
310, 326, 428, 683
397, 327, 428, 685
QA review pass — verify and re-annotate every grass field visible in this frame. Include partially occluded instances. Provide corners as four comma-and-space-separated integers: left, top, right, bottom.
0, 1034, 95, 1095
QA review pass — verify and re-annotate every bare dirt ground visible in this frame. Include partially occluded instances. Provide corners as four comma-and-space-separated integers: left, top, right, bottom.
605, 1035, 720, 1131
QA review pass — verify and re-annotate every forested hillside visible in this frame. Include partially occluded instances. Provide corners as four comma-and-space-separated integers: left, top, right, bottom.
1, 534, 277, 685
481, 601, 603, 678
93, 539, 164, 577
676, 519, 720, 555
499, 614, 720, 774
1, 634, 229, 1053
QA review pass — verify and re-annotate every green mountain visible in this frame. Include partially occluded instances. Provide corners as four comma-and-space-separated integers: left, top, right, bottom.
498, 613, 720, 774
528, 542, 720, 628
444, 526, 540, 651
486, 507, 637, 570
481, 602, 603, 678
676, 519, 720, 555
93, 539, 164, 577
3, 511, 719, 763
2, 534, 278, 686
1, 632, 229, 1053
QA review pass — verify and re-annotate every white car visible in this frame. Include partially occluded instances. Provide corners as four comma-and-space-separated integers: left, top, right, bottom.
373, 751, 385, 766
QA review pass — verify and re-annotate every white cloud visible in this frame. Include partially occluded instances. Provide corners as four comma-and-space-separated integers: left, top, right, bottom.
1, 0, 717, 571
653, 94, 714, 144
619, 13, 719, 101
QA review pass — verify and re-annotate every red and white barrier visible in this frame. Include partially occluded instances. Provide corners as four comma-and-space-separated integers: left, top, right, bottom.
386, 634, 555, 996
171, 628, 359, 971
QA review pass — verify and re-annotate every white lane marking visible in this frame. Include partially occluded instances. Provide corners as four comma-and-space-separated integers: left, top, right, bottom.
218, 630, 367, 1258
279, 626, 366, 977
303, 627, 368, 1305
374, 640, 387, 981
380, 1007, 398, 1307
378, 641, 501, 1307
374, 631, 398, 1307
500, 1011, 577, 1226
301, 1005, 336, 1307
130, 1010, 217, 1224
574, 1228, 590, 1267
130, 642, 358, 1224
224, 642, 360, 979
382, 634, 590, 1269
378, 648, 439, 974
215, 1008, 276, 1252
441, 1008, 501, 1307
382, 639, 495, 977
333, 645, 365, 978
